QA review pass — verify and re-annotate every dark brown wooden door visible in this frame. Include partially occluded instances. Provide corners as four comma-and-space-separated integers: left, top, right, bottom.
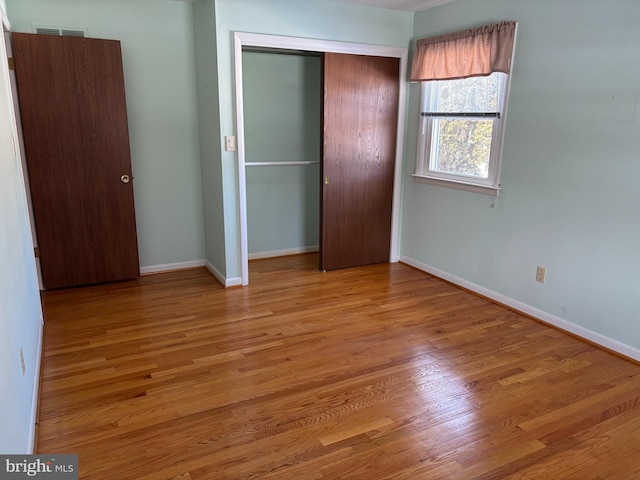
12, 33, 139, 289
321, 53, 399, 271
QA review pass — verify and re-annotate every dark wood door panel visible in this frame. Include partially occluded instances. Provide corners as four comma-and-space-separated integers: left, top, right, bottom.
12, 33, 139, 289
321, 53, 399, 271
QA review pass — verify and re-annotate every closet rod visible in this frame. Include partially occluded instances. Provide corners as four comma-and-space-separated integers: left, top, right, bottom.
245, 161, 320, 167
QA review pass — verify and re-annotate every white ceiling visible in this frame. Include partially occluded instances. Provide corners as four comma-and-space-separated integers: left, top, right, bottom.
333, 0, 456, 12
174, 0, 455, 12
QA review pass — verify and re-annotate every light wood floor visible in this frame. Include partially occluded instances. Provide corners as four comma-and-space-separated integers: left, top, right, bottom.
37, 254, 640, 479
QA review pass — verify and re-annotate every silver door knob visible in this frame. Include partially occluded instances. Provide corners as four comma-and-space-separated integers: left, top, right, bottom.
121, 174, 130, 184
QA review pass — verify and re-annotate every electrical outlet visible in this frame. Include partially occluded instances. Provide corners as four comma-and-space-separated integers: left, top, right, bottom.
20, 347, 26, 376
535, 266, 546, 284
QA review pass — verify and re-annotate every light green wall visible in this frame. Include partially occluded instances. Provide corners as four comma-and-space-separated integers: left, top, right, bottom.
0, 18, 42, 452
402, 0, 640, 348
243, 52, 321, 255
213, 0, 414, 280
7, 0, 205, 269
194, 0, 226, 274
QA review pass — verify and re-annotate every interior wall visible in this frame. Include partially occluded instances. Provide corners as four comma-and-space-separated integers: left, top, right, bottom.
7, 0, 205, 271
193, 0, 226, 277
243, 51, 321, 257
213, 0, 414, 281
0, 6, 43, 453
402, 0, 640, 352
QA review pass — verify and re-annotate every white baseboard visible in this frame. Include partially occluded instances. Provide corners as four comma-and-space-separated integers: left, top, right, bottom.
205, 261, 242, 288
225, 277, 243, 287
28, 319, 43, 453
248, 246, 319, 260
140, 260, 205, 275
400, 255, 640, 362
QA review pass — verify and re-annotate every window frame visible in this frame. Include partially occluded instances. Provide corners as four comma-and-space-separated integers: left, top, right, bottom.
413, 71, 513, 196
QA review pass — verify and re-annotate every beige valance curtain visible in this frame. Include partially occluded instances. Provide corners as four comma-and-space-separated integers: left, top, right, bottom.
410, 21, 517, 82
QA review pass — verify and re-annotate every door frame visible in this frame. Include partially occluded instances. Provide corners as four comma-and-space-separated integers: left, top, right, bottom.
233, 32, 408, 286
3, 17, 44, 290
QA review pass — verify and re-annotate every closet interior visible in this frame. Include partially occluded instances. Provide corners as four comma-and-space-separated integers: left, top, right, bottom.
242, 48, 322, 261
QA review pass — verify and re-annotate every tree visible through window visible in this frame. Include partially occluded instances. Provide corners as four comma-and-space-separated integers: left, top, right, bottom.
419, 72, 506, 185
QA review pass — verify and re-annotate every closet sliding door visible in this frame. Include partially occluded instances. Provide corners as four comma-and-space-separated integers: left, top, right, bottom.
321, 53, 400, 271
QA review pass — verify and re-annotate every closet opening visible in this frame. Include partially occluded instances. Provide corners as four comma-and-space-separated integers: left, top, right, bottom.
234, 32, 408, 286
241, 47, 322, 269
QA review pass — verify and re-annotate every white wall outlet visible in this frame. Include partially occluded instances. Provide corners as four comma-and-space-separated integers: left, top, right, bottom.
536, 266, 546, 283
225, 135, 236, 152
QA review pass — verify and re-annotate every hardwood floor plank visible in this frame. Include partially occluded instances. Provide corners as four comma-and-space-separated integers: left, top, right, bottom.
36, 254, 640, 479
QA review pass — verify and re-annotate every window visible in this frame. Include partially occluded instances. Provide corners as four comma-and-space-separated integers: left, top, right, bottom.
415, 71, 509, 194
410, 21, 517, 196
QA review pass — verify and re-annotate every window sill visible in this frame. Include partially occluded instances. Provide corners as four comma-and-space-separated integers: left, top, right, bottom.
411, 174, 501, 196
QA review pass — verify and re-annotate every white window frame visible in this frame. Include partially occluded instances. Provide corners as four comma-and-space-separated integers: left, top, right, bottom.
413, 72, 513, 196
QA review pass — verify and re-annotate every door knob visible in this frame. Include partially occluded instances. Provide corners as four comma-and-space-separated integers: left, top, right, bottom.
121, 174, 130, 184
